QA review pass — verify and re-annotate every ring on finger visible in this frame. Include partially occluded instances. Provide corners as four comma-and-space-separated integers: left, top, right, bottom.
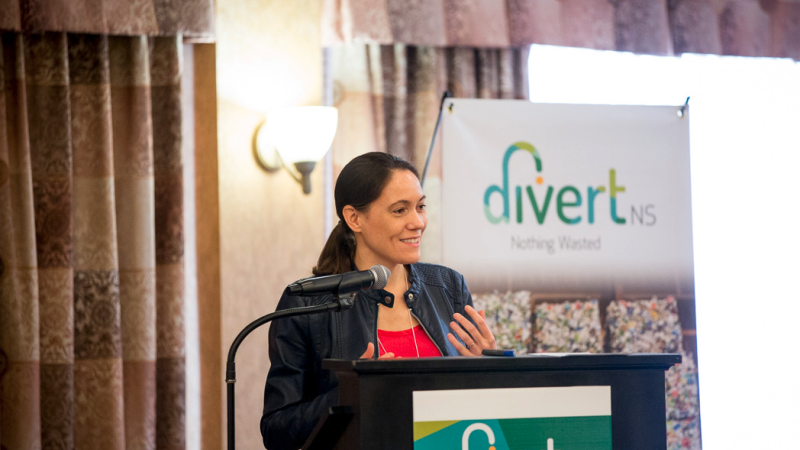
466, 342, 474, 350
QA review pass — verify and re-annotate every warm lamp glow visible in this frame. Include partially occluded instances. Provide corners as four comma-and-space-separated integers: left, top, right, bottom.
267, 106, 338, 164
254, 106, 338, 194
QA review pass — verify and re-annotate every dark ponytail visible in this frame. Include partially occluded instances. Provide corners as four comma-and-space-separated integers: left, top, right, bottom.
312, 152, 420, 275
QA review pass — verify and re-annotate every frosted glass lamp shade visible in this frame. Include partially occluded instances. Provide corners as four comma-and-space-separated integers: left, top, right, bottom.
266, 106, 338, 164
253, 106, 338, 195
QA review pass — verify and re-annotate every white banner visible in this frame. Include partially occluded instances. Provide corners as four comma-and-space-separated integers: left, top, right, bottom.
413, 386, 611, 422
441, 99, 693, 291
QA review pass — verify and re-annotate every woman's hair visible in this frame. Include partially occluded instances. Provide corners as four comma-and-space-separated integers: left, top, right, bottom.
313, 152, 420, 275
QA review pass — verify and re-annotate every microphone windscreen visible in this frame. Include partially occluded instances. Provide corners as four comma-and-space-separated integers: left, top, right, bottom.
370, 265, 390, 289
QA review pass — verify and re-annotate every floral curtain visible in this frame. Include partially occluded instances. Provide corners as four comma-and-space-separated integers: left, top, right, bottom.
330, 43, 529, 262
323, 0, 800, 60
0, 32, 186, 450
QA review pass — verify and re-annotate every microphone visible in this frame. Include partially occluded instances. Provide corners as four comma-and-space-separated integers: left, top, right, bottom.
285, 265, 391, 297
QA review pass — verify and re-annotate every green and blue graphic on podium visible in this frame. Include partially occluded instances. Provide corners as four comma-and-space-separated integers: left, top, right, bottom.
413, 386, 612, 450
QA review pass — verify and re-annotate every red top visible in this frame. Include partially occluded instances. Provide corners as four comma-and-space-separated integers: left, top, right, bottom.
377, 325, 441, 358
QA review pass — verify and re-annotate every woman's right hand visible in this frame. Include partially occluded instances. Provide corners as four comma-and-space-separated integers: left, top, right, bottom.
359, 342, 395, 359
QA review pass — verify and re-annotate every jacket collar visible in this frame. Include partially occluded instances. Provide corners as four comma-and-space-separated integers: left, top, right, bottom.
355, 263, 421, 309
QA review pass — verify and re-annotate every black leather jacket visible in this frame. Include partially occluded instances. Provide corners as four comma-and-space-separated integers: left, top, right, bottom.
260, 263, 475, 449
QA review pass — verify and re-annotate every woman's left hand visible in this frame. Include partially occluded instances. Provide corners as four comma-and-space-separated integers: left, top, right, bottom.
447, 305, 497, 356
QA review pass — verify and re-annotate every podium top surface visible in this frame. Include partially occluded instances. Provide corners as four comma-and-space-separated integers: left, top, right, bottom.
322, 353, 681, 374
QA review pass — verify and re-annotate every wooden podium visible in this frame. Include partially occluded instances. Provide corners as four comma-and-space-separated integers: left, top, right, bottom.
303, 353, 680, 450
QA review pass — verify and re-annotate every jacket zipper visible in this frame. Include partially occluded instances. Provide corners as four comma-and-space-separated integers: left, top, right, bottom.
409, 308, 444, 356
374, 303, 380, 358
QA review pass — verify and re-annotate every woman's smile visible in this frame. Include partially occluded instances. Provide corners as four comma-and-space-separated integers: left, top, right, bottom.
400, 236, 421, 246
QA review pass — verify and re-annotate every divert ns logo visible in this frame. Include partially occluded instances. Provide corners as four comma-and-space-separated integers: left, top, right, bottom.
483, 142, 655, 226
462, 423, 496, 450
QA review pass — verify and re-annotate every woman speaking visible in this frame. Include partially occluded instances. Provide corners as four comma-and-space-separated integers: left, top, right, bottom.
260, 152, 496, 449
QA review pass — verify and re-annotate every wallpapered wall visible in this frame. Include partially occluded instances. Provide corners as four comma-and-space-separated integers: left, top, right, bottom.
214, 1, 325, 449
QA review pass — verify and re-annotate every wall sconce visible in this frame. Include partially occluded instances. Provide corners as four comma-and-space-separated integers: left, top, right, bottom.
254, 106, 338, 194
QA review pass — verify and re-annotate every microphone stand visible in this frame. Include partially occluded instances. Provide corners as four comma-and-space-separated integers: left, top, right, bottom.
225, 292, 357, 450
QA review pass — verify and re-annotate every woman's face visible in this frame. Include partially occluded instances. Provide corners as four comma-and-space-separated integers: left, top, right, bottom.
348, 169, 427, 268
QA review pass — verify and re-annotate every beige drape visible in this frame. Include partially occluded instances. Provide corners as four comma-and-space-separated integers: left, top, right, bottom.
331, 44, 528, 169
0, 32, 186, 450
323, 0, 800, 60
0, 0, 214, 41
330, 43, 529, 262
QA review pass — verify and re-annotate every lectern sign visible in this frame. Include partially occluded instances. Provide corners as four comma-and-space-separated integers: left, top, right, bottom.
412, 386, 612, 450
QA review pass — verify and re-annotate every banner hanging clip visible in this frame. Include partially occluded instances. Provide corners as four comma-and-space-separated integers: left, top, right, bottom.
677, 97, 690, 118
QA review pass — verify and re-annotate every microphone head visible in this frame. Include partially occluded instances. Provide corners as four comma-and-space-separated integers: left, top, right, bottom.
369, 265, 391, 290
